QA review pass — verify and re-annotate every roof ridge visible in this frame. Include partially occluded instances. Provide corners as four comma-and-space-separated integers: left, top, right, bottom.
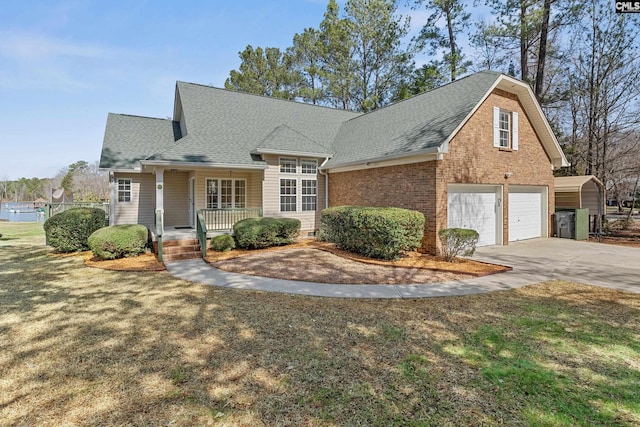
176, 81, 363, 115
110, 112, 173, 122
340, 70, 505, 124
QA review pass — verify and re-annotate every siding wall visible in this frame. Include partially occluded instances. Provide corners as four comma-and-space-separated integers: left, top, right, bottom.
329, 88, 556, 254
113, 172, 156, 228
193, 169, 263, 210
262, 154, 327, 235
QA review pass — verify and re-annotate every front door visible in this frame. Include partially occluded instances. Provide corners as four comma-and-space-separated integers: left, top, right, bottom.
188, 177, 195, 228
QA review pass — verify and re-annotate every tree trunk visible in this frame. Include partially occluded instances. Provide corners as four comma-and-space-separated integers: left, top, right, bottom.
535, 0, 552, 100
445, 3, 457, 81
520, 0, 528, 81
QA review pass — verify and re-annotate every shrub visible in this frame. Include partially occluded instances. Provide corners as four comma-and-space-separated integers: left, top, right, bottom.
320, 206, 425, 260
44, 207, 107, 252
210, 234, 236, 252
88, 224, 150, 260
438, 228, 479, 262
233, 217, 301, 249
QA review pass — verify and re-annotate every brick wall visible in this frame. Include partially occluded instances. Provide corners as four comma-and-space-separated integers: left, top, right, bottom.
328, 161, 438, 252
328, 88, 556, 254
436, 89, 555, 248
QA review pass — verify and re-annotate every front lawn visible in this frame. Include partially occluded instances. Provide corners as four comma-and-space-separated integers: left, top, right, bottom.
1, 228, 638, 426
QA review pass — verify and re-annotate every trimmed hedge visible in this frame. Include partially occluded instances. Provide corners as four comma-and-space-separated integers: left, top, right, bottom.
233, 217, 301, 249
210, 234, 236, 252
320, 206, 425, 260
44, 207, 107, 253
88, 224, 150, 260
438, 228, 479, 261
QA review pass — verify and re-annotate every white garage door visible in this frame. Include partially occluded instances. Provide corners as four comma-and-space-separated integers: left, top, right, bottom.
508, 187, 544, 242
448, 185, 500, 247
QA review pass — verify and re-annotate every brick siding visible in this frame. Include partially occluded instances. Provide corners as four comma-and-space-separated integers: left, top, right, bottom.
328, 89, 556, 254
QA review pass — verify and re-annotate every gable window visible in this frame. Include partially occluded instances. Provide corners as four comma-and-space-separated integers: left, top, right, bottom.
206, 178, 246, 209
301, 159, 317, 174
301, 179, 317, 211
499, 110, 510, 148
280, 157, 297, 174
280, 179, 297, 212
493, 106, 519, 150
117, 178, 132, 202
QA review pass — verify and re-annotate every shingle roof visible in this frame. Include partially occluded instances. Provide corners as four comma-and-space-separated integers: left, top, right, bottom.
100, 113, 180, 169
255, 125, 333, 156
325, 71, 501, 167
100, 71, 514, 170
148, 82, 359, 165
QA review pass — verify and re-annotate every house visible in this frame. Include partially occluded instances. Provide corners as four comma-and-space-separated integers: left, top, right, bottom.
99, 70, 569, 255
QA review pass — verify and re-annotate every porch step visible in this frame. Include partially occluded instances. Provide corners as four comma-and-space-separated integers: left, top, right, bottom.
154, 239, 203, 262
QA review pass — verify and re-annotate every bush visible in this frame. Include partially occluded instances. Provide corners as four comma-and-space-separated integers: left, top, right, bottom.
210, 234, 236, 252
438, 228, 479, 261
233, 217, 301, 249
320, 206, 425, 260
44, 207, 107, 252
88, 224, 150, 260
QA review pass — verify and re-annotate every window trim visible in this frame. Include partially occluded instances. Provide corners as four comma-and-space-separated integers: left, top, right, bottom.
301, 159, 318, 175
279, 178, 297, 212
301, 179, 317, 212
117, 178, 132, 203
493, 107, 519, 150
279, 157, 297, 174
205, 178, 247, 209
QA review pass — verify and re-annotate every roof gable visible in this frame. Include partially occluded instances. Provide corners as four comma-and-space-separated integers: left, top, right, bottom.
254, 125, 333, 157
326, 71, 503, 168
100, 113, 180, 169
147, 82, 358, 166
100, 71, 568, 171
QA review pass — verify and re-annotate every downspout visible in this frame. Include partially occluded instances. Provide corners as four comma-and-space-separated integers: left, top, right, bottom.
318, 157, 331, 210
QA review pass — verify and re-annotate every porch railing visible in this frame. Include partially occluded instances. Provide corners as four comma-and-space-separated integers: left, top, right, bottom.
199, 208, 263, 231
196, 208, 263, 258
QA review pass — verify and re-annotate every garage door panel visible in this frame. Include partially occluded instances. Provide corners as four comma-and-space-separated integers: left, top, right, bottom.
448, 188, 497, 247
509, 189, 543, 242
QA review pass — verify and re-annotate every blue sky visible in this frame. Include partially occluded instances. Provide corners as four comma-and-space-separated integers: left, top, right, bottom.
0, 0, 434, 180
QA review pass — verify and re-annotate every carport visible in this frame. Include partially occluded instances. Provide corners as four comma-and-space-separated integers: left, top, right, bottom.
555, 175, 605, 234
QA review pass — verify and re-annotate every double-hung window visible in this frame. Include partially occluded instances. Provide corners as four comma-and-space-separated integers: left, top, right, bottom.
493, 106, 519, 150
206, 178, 246, 209
279, 158, 318, 212
280, 179, 297, 212
117, 178, 132, 202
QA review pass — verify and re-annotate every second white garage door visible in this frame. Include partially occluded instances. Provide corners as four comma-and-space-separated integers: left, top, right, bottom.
448, 185, 501, 247
508, 186, 545, 242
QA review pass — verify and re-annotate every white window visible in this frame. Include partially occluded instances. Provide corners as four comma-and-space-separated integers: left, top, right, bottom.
280, 179, 297, 212
206, 178, 246, 209
301, 179, 317, 211
499, 110, 510, 148
117, 178, 131, 202
493, 107, 519, 150
279, 157, 297, 174
301, 159, 317, 174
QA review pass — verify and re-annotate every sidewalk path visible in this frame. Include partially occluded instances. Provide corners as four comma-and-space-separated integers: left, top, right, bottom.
166, 238, 640, 298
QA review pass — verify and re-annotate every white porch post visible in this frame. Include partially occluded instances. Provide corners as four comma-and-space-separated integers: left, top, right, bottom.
109, 172, 116, 226
155, 168, 164, 235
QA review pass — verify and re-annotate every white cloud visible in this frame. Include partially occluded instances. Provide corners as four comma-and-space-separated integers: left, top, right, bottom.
0, 32, 125, 61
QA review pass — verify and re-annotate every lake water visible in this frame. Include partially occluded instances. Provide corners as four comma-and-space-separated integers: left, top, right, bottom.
0, 202, 46, 223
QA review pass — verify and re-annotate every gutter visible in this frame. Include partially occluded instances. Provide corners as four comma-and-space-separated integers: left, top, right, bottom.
318, 157, 331, 210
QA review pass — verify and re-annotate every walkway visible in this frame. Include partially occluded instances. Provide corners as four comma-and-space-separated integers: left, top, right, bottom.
165, 239, 640, 298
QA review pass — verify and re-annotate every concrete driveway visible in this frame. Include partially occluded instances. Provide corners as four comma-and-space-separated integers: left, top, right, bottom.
472, 238, 640, 293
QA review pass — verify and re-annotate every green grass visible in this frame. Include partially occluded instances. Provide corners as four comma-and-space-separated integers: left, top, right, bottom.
1, 229, 639, 426
0, 221, 45, 243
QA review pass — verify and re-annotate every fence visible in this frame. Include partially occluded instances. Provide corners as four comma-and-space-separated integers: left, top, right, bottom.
45, 202, 110, 224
